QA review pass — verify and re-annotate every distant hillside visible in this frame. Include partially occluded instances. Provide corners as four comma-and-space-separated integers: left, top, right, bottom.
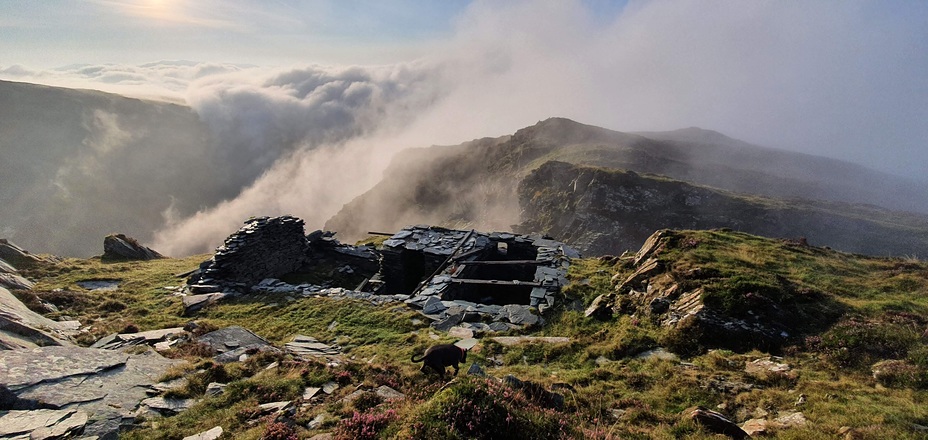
518, 161, 928, 256
0, 80, 223, 256
326, 117, 928, 256
326, 118, 928, 255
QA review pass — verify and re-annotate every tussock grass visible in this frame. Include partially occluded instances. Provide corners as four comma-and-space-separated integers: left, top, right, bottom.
18, 229, 928, 438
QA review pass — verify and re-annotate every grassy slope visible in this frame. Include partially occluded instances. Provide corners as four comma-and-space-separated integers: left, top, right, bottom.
15, 231, 928, 439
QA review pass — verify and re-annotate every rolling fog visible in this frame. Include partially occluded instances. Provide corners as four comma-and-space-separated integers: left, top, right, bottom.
2, 1, 927, 257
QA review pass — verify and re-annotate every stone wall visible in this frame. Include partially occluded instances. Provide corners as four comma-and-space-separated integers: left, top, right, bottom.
198, 216, 307, 287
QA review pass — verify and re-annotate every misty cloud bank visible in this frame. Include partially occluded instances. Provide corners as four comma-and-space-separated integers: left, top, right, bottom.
4, 0, 926, 256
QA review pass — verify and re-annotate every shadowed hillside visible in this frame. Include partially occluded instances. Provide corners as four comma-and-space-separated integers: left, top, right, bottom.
0, 80, 225, 256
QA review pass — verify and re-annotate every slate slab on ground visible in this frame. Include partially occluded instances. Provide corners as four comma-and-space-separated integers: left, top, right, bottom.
1, 345, 180, 439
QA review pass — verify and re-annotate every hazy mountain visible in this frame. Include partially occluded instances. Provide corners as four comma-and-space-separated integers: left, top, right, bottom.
5, 78, 927, 260
0, 80, 226, 256
326, 117, 928, 256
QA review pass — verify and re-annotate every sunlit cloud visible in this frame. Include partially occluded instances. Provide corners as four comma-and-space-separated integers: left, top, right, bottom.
87, 0, 244, 29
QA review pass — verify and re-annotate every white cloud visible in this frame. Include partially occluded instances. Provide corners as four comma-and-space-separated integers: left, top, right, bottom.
7, 0, 928, 255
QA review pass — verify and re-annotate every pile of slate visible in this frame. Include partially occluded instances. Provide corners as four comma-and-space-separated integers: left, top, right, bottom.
304, 230, 380, 276
285, 335, 342, 360
405, 296, 542, 333
91, 327, 186, 351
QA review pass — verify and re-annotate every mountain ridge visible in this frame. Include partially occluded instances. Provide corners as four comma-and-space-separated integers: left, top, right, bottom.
326, 117, 928, 257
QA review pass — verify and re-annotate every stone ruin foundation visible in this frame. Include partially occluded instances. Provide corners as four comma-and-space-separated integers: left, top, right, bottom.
380, 226, 578, 312
185, 216, 580, 326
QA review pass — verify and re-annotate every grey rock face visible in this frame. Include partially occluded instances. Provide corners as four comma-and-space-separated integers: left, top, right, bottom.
140, 396, 197, 416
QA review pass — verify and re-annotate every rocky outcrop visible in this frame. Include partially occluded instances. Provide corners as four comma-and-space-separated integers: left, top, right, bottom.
518, 160, 928, 257
586, 230, 843, 354
0, 239, 48, 268
0, 286, 78, 350
194, 216, 307, 288
103, 233, 165, 260
1, 345, 180, 438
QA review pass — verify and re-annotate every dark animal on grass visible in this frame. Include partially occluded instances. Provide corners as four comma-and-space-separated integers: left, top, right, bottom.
411, 344, 467, 380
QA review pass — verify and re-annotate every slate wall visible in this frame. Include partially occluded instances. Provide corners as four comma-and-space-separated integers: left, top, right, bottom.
199, 216, 307, 287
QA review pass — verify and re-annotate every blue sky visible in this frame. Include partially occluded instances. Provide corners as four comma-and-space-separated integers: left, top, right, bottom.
1, 0, 462, 67
0, 0, 625, 67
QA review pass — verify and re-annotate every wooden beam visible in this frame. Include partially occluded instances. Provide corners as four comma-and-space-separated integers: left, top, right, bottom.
366, 231, 396, 236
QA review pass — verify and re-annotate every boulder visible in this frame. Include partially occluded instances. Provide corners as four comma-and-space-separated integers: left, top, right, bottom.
205, 382, 227, 397
197, 326, 274, 362
497, 304, 540, 326
686, 406, 749, 439
467, 362, 486, 377
584, 293, 615, 318
91, 327, 185, 350
431, 310, 465, 331
774, 411, 807, 428
745, 357, 791, 375
741, 418, 769, 436
183, 292, 227, 316
103, 233, 165, 260
448, 326, 475, 339
374, 385, 405, 401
